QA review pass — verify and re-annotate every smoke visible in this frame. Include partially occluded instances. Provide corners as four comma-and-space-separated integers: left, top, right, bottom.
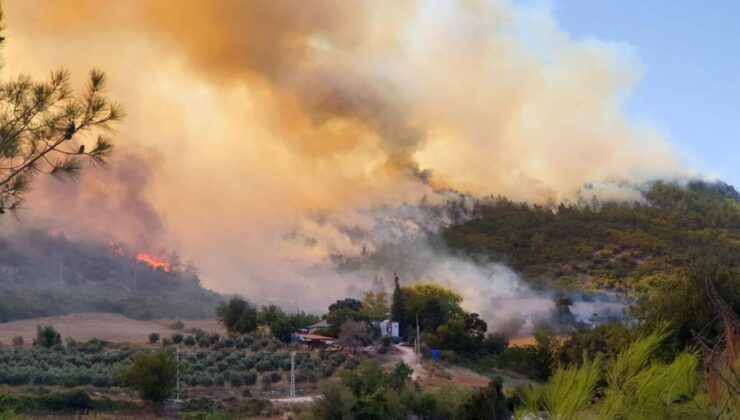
1, 1, 681, 316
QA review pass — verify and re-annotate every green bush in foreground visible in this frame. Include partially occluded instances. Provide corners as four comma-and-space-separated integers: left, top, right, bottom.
117, 350, 177, 404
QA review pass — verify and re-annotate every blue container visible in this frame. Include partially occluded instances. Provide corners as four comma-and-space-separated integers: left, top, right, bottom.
431, 349, 440, 360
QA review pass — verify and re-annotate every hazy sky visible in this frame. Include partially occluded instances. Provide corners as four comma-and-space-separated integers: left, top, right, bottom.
550, 0, 740, 187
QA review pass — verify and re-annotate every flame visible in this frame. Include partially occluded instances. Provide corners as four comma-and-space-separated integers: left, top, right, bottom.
136, 253, 171, 272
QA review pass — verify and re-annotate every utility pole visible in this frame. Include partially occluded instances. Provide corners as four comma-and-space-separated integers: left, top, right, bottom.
290, 351, 296, 400
415, 312, 420, 355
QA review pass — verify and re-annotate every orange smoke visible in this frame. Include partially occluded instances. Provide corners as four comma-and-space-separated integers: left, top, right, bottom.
136, 253, 171, 272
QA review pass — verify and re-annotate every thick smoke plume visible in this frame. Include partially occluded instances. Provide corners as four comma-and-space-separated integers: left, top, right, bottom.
2, 1, 683, 316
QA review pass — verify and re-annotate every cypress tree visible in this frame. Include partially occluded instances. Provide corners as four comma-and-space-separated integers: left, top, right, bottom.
390, 273, 405, 337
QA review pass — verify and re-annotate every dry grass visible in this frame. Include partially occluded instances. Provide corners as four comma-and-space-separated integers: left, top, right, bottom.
0, 313, 222, 346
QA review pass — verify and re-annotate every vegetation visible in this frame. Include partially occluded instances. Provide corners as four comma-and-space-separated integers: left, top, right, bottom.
117, 350, 177, 404
444, 181, 740, 293
0, 229, 225, 322
517, 326, 718, 419
308, 360, 507, 419
33, 325, 61, 349
0, 8, 124, 213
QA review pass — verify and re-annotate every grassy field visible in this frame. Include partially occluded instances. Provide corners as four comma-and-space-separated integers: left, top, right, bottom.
0, 313, 222, 346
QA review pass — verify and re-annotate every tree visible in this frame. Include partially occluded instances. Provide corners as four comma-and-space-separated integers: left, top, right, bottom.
216, 297, 258, 334
391, 273, 405, 336
337, 320, 370, 353
148, 333, 160, 344
0, 10, 123, 213
34, 325, 61, 348
328, 298, 363, 313
12, 336, 23, 347
360, 290, 389, 321
458, 378, 507, 420
118, 350, 177, 404
517, 326, 710, 419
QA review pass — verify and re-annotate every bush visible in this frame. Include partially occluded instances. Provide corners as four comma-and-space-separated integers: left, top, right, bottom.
148, 333, 160, 344
243, 372, 257, 386
12, 336, 23, 347
184, 336, 196, 346
170, 320, 185, 331
270, 372, 281, 383
260, 375, 272, 391
34, 326, 61, 349
118, 350, 177, 403
171, 333, 184, 344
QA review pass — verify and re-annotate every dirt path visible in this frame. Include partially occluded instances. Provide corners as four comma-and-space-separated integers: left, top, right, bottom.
395, 344, 424, 380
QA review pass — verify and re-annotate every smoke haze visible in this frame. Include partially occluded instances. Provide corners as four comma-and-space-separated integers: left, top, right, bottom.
1, 1, 686, 315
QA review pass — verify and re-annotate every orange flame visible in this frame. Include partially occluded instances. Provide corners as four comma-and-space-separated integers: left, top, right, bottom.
136, 253, 171, 272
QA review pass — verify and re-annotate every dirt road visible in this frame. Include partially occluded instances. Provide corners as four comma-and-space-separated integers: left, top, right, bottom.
395, 344, 422, 380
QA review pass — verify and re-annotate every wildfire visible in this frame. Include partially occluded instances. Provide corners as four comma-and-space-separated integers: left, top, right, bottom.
136, 253, 171, 272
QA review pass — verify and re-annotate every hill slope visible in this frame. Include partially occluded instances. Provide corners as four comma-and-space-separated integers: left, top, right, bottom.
0, 229, 224, 321
443, 181, 740, 292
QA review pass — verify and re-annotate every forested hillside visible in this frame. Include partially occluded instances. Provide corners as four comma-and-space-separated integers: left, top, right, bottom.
0, 229, 224, 321
444, 181, 740, 291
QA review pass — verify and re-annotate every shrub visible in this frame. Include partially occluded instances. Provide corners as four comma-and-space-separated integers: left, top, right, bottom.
170, 320, 185, 331
12, 336, 23, 347
171, 333, 184, 344
117, 350, 177, 403
184, 336, 196, 346
243, 372, 257, 386
270, 372, 281, 383
229, 375, 244, 387
34, 325, 61, 349
260, 374, 272, 391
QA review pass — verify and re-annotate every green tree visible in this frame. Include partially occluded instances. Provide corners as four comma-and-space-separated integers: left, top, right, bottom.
518, 326, 710, 419
360, 290, 389, 321
0, 8, 123, 213
34, 325, 61, 348
391, 273, 406, 336
458, 378, 507, 420
216, 297, 258, 334
118, 350, 177, 404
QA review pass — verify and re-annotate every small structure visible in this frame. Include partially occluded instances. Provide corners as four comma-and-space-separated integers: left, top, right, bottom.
291, 333, 335, 348
379, 320, 400, 340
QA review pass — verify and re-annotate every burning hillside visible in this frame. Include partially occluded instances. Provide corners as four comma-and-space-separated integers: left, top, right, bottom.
0, 228, 223, 322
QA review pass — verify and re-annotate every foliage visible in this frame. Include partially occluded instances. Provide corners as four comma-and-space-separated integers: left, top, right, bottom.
34, 325, 61, 349
148, 333, 160, 344
391, 274, 405, 337
309, 360, 507, 420
458, 377, 507, 420
255, 304, 319, 343
0, 25, 124, 212
117, 350, 177, 403
337, 320, 371, 352
360, 290, 389, 321
216, 298, 258, 335
517, 326, 710, 419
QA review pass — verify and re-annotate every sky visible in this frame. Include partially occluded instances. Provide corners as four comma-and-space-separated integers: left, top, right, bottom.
550, 0, 740, 187
1, 0, 735, 308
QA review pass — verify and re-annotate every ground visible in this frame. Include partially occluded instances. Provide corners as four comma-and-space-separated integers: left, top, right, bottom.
0, 313, 222, 346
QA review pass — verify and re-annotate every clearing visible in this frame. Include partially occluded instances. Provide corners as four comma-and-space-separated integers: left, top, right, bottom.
0, 313, 221, 346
